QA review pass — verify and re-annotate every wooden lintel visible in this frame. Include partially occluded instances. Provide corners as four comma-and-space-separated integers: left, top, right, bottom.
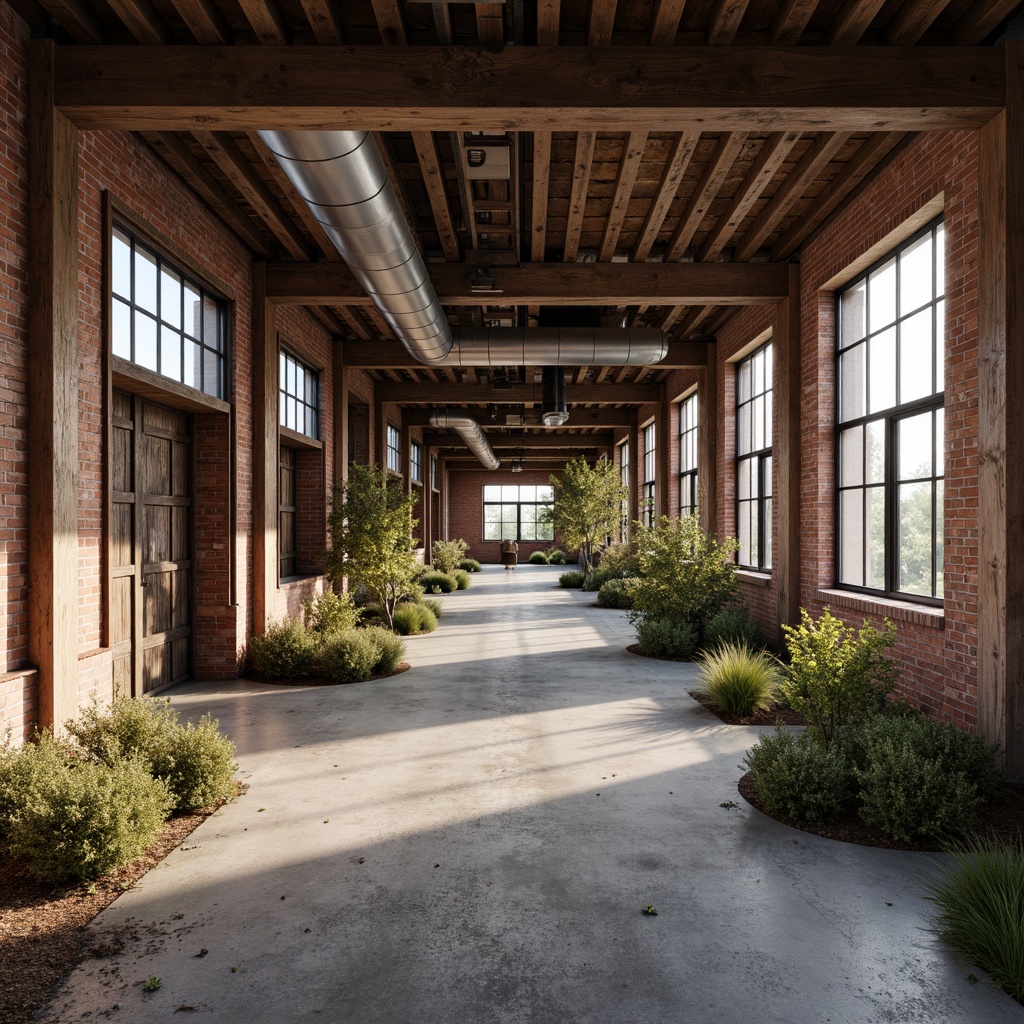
377, 382, 659, 404
266, 261, 789, 306
55, 46, 1004, 132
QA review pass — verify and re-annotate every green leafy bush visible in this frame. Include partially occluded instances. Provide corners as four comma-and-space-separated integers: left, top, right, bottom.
419, 597, 443, 618
432, 538, 469, 574
153, 715, 237, 813
559, 570, 584, 589
744, 725, 851, 824
248, 618, 318, 680
392, 603, 438, 635
704, 605, 763, 650
8, 752, 173, 882
545, 548, 567, 565
458, 559, 482, 573
0, 732, 75, 838
582, 566, 614, 591
597, 578, 635, 609
596, 541, 639, 579
848, 714, 1001, 841
453, 569, 472, 590
528, 551, 549, 564
363, 626, 406, 676
358, 603, 386, 624
636, 616, 699, 660
780, 608, 900, 745
697, 642, 779, 718
320, 629, 380, 683
304, 589, 359, 636
925, 835, 1024, 1002
419, 570, 457, 594
67, 696, 178, 765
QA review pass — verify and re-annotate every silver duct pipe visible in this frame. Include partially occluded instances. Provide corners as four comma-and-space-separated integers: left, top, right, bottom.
429, 410, 501, 471
258, 131, 669, 367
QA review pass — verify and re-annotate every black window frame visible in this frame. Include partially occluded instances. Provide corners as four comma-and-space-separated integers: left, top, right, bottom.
386, 421, 401, 474
279, 348, 319, 440
430, 455, 438, 491
736, 342, 773, 571
411, 441, 423, 483
835, 217, 945, 604
619, 441, 630, 538
482, 484, 555, 542
679, 392, 699, 518
642, 423, 656, 528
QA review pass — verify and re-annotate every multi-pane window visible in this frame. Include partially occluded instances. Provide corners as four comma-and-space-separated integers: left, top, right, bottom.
279, 350, 318, 439
736, 343, 773, 570
111, 225, 226, 398
642, 423, 656, 527
483, 485, 555, 541
386, 422, 401, 473
679, 393, 699, 518
836, 219, 945, 601
619, 442, 630, 537
411, 442, 423, 483
430, 455, 438, 490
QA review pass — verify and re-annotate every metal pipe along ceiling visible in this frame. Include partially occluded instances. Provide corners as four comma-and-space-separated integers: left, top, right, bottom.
429, 410, 501, 471
257, 130, 669, 367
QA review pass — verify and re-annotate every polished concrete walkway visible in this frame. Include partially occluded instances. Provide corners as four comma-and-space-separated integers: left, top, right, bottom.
42, 567, 1019, 1023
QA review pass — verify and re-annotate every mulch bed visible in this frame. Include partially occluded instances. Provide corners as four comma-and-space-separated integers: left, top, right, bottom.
0, 788, 244, 1024
245, 661, 411, 687
738, 773, 1024, 852
687, 689, 806, 726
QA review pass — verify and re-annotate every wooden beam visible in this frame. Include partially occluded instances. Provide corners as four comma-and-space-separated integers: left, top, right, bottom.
377, 382, 659, 404
423, 432, 614, 449
169, 0, 232, 44
411, 131, 461, 262
599, 130, 648, 261
374, 132, 420, 245
476, 3, 505, 47
252, 263, 278, 634
299, 0, 345, 45
236, 0, 289, 44
884, 0, 953, 45
648, 0, 686, 45
953, 0, 1021, 45
265, 260, 791, 305
402, 407, 637, 427
769, 0, 820, 44
696, 362, 716, 537
632, 132, 699, 262
666, 131, 747, 262
371, 0, 406, 44
707, 0, 751, 45
28, 38, 79, 730
655, 384, 671, 519
588, 0, 618, 46
38, 0, 105, 43
55, 47, 1005, 133
564, 131, 596, 262
627, 410, 640, 530
333, 352, 349, 511
699, 130, 800, 262
828, 0, 887, 45
536, 0, 560, 44
105, 0, 170, 44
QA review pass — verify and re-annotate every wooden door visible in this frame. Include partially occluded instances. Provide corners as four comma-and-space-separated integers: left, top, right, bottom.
110, 391, 194, 696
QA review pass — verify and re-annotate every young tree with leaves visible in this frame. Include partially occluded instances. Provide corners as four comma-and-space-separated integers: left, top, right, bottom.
546, 456, 627, 577
325, 463, 420, 629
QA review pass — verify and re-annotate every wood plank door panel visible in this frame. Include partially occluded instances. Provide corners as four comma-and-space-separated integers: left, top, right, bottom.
110, 389, 136, 697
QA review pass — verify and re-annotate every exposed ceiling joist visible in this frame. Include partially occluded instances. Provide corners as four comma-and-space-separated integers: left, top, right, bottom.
378, 383, 659, 404
423, 432, 614, 449
403, 408, 636, 427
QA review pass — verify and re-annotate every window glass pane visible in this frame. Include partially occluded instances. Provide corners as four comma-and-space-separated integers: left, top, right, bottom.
839, 489, 864, 586
184, 282, 201, 339
484, 505, 501, 523
935, 478, 944, 599
764, 390, 773, 449
112, 230, 132, 299
764, 455, 773, 498
737, 360, 751, 403
866, 486, 886, 590
764, 496, 772, 568
840, 278, 867, 348
738, 504, 750, 566
538, 486, 554, 502
868, 258, 896, 332
899, 480, 933, 595
935, 298, 945, 393
500, 485, 518, 501
161, 326, 181, 381
899, 308, 934, 404
866, 419, 885, 484
899, 411, 933, 479
134, 311, 158, 371
519, 485, 536, 502
899, 232, 933, 315
185, 339, 202, 390
203, 296, 220, 348
935, 222, 945, 297
539, 521, 554, 541
484, 486, 501, 501
868, 328, 896, 414
840, 426, 863, 487
737, 402, 750, 456
161, 269, 182, 328
520, 505, 536, 525
752, 395, 764, 451
934, 408, 944, 480
501, 522, 517, 541
112, 298, 132, 359
501, 504, 518, 522
484, 522, 501, 540
134, 246, 158, 315
763, 344, 773, 391
839, 345, 866, 421
738, 458, 750, 501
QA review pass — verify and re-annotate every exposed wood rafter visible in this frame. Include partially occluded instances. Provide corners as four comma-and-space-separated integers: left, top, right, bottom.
631, 132, 700, 262
564, 131, 597, 262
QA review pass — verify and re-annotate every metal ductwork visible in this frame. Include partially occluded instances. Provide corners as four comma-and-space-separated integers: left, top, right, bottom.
258, 130, 669, 367
429, 410, 501, 471
541, 367, 569, 427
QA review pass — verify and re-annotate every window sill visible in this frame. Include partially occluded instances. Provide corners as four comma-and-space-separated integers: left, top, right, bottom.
736, 569, 772, 588
279, 425, 322, 451
816, 588, 944, 630
280, 573, 323, 589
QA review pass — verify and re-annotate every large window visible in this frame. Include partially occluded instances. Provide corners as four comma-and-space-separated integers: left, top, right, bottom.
836, 219, 945, 601
279, 350, 318, 438
111, 225, 226, 399
411, 441, 423, 483
642, 423, 656, 527
430, 455, 438, 490
619, 442, 630, 537
736, 343, 773, 570
386, 422, 401, 474
679, 393, 698, 518
483, 485, 554, 541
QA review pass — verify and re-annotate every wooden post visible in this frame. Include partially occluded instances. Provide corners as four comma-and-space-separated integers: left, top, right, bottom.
978, 42, 1024, 778
252, 265, 277, 634
774, 263, 802, 642
656, 383, 671, 520
423, 447, 434, 555
28, 39, 79, 730
697, 358, 718, 538
400, 415, 412, 495
374, 391, 386, 467
332, 349, 349, 495
627, 409, 640, 533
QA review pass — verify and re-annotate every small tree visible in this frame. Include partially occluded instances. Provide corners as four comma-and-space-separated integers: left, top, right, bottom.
546, 456, 627, 576
325, 463, 420, 629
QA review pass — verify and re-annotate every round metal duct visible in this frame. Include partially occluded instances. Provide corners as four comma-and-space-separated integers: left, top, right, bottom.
541, 367, 569, 427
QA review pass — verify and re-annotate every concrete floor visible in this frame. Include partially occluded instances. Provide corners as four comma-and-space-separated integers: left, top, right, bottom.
41, 566, 1020, 1023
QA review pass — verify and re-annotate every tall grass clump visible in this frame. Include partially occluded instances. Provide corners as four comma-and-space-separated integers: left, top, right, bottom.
696, 642, 779, 718
559, 570, 584, 589
392, 603, 438, 635
453, 569, 472, 590
528, 551, 548, 564
458, 559, 482, 573
420, 570, 456, 594
925, 835, 1024, 1004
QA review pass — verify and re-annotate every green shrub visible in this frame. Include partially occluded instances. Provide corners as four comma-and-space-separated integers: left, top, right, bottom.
67, 696, 178, 765
528, 551, 549, 564
597, 577, 635, 609
453, 569, 472, 590
420, 570, 457, 594
697, 642, 779, 718
458, 559, 482, 573
848, 714, 1001, 841
704, 605, 763, 650
582, 566, 614, 591
8, 752, 173, 882
545, 548, 567, 565
924, 835, 1024, 1002
0, 732, 75, 838
248, 618, 317, 680
363, 626, 406, 676
780, 608, 900, 745
392, 603, 438, 635
153, 715, 237, 813
559, 570, 584, 589
358, 603, 386, 624
636, 616, 699, 660
304, 589, 359, 636
419, 597, 443, 618
431, 538, 469, 575
320, 628, 380, 683
596, 541, 638, 579
743, 725, 851, 824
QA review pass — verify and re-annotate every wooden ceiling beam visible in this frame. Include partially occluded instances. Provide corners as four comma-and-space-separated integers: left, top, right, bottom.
309, 306, 346, 336
599, 130, 648, 261
56, 47, 1005, 133
370, 0, 406, 44
563, 131, 597, 262
631, 132, 700, 262
476, 3, 505, 47
530, 131, 552, 262
169, 0, 232, 44
648, 0, 686, 45
105, 0, 170, 44
424, 432, 614, 448
828, 0, 887, 45
299, 0, 345, 45
265, 261, 791, 305
378, 382, 659, 404
537, 0, 561, 44
707, 0, 751, 45
235, 0, 290, 44
885, 0, 953, 45
769, 0, 821, 44
411, 131, 461, 261
336, 307, 372, 341
402, 407, 636, 427
37, 0, 105, 43
952, 0, 1021, 43
588, 0, 618, 46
